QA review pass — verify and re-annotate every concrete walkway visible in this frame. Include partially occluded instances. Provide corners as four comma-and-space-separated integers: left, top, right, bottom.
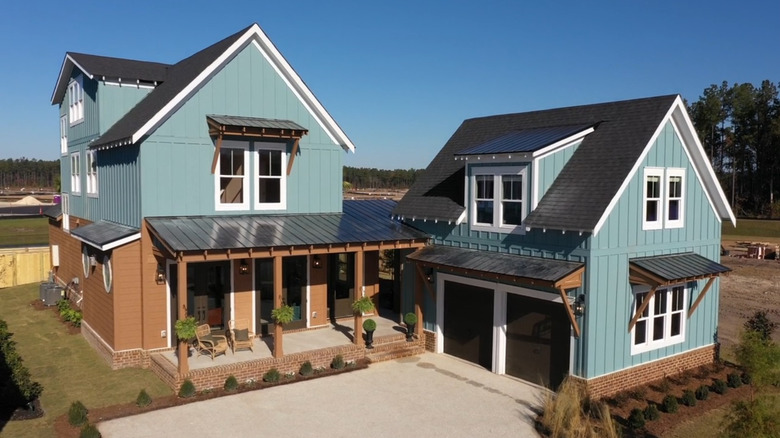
99, 353, 545, 438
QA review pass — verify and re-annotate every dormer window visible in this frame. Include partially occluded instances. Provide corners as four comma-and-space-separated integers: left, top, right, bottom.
470, 166, 526, 233
68, 76, 84, 124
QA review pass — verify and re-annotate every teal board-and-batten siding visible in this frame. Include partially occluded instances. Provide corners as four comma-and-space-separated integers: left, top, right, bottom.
95, 145, 142, 228
98, 84, 153, 134
579, 120, 723, 379
139, 40, 343, 218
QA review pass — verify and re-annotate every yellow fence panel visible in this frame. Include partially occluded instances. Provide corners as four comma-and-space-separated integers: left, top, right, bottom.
0, 247, 50, 288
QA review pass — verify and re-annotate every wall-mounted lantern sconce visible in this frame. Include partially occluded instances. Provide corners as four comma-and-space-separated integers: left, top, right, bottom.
574, 294, 586, 317
425, 268, 434, 283
89, 255, 97, 267
239, 259, 249, 275
155, 264, 166, 284
312, 255, 322, 269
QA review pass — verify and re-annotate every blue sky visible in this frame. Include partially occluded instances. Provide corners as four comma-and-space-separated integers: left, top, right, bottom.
1, 0, 778, 169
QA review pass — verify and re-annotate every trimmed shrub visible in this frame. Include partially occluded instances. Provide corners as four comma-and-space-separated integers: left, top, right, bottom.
712, 378, 728, 395
612, 390, 630, 406
68, 401, 89, 427
628, 386, 647, 401
224, 375, 239, 392
741, 371, 752, 385
727, 372, 743, 388
135, 389, 152, 407
695, 384, 709, 400
681, 390, 696, 407
644, 403, 660, 421
178, 379, 196, 398
362, 318, 377, 332
628, 408, 646, 430
299, 361, 314, 376
263, 368, 281, 383
80, 424, 101, 438
331, 354, 345, 370
662, 394, 678, 413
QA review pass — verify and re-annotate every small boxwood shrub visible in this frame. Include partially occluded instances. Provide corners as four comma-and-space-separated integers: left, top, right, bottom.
712, 378, 728, 395
68, 401, 89, 427
628, 408, 646, 430
135, 389, 152, 407
741, 371, 752, 385
331, 354, 345, 370
695, 384, 709, 400
727, 372, 742, 388
224, 375, 239, 392
178, 379, 196, 398
662, 394, 678, 413
263, 368, 281, 383
299, 361, 314, 376
80, 423, 101, 438
643, 403, 660, 421
681, 390, 696, 407
628, 386, 647, 401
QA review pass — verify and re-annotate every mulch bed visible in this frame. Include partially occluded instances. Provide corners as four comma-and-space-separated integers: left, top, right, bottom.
0, 398, 44, 422
54, 359, 369, 437
30, 299, 80, 335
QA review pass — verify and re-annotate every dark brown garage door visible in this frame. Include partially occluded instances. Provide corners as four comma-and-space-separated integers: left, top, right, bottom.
505, 293, 570, 389
443, 280, 494, 370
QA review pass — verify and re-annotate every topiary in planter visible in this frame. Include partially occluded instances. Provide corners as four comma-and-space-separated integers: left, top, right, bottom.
352, 296, 375, 315
178, 379, 196, 398
681, 390, 696, 407
136, 389, 152, 407
79, 423, 101, 438
404, 312, 418, 325
68, 401, 88, 427
727, 372, 743, 388
712, 378, 728, 395
628, 408, 646, 430
363, 318, 377, 332
224, 375, 239, 392
695, 384, 709, 400
271, 305, 294, 325
331, 354, 345, 370
644, 403, 660, 421
662, 394, 678, 413
263, 368, 281, 383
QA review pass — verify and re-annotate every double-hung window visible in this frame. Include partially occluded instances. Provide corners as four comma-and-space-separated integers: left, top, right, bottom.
255, 143, 286, 210
471, 166, 525, 232
631, 285, 686, 354
665, 168, 685, 228
215, 142, 249, 211
643, 167, 684, 230
70, 152, 81, 195
60, 115, 68, 155
643, 168, 663, 230
68, 77, 84, 124
86, 150, 98, 196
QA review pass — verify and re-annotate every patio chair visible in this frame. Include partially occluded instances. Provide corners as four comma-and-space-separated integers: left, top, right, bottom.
194, 324, 228, 360
228, 319, 255, 353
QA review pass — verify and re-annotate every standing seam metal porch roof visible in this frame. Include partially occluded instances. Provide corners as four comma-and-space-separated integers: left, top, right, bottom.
206, 115, 307, 132
629, 252, 730, 285
145, 200, 428, 253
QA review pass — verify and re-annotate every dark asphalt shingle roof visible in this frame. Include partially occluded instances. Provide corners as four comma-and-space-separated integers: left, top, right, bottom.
630, 252, 730, 284
393, 95, 679, 231
91, 25, 253, 149
146, 200, 428, 252
71, 221, 140, 249
207, 115, 307, 132
455, 124, 593, 156
407, 245, 584, 286
43, 204, 62, 219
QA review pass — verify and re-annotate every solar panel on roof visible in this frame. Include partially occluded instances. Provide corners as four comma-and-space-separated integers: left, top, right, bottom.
455, 124, 593, 156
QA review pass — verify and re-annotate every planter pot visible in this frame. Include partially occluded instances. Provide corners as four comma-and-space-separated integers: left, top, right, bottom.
365, 330, 375, 349
405, 323, 415, 341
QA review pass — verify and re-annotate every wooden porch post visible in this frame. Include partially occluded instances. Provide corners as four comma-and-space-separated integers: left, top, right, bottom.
354, 250, 365, 347
414, 263, 424, 338
177, 260, 189, 375
273, 255, 283, 358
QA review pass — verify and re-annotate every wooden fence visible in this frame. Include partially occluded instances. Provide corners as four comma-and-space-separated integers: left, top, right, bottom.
0, 246, 50, 288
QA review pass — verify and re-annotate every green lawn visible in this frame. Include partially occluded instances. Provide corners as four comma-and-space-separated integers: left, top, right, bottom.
0, 283, 172, 437
723, 218, 780, 240
0, 218, 49, 247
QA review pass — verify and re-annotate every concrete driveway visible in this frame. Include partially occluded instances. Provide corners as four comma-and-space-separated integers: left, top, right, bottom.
99, 353, 545, 438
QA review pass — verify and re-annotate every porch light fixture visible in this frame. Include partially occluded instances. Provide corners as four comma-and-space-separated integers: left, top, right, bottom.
312, 255, 322, 269
239, 260, 249, 275
574, 294, 586, 317
425, 268, 434, 283
89, 255, 97, 267
155, 264, 166, 284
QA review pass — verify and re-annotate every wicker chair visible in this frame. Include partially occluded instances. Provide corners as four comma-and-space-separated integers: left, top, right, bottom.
194, 324, 228, 360
228, 319, 255, 353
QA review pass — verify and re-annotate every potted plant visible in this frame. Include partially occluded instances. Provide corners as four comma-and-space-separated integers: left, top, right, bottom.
363, 318, 377, 349
174, 316, 197, 356
404, 312, 417, 341
271, 304, 295, 325
351, 296, 375, 315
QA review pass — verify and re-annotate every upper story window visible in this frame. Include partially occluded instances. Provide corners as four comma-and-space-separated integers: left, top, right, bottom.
470, 166, 526, 233
215, 143, 249, 211
68, 77, 84, 125
642, 167, 684, 230
255, 143, 287, 210
86, 150, 98, 196
70, 152, 81, 195
60, 115, 68, 155
631, 284, 686, 354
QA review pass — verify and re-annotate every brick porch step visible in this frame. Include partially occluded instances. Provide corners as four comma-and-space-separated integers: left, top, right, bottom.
365, 338, 424, 363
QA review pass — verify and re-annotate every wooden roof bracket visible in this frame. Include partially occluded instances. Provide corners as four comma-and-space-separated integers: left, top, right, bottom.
558, 287, 581, 338
687, 276, 716, 319
628, 286, 658, 332
286, 138, 300, 176
210, 134, 223, 174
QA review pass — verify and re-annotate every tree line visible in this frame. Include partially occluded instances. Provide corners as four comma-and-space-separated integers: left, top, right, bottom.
343, 166, 423, 190
688, 80, 780, 217
0, 158, 59, 190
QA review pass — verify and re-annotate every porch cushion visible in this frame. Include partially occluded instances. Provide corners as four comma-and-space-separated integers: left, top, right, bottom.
235, 328, 249, 342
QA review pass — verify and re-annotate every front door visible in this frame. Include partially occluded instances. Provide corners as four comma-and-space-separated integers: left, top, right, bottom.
329, 253, 354, 319
187, 261, 228, 329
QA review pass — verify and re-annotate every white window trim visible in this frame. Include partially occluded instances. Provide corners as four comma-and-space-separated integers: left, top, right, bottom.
86, 150, 98, 196
70, 152, 81, 195
630, 284, 687, 355
469, 165, 526, 233
642, 167, 664, 231
214, 142, 250, 211
665, 168, 685, 229
254, 143, 287, 211
61, 194, 70, 232
68, 77, 84, 125
102, 254, 112, 293
82, 245, 90, 278
60, 115, 68, 155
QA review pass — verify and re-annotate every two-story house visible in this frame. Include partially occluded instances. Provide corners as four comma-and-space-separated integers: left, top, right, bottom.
48, 24, 427, 378
393, 95, 734, 396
